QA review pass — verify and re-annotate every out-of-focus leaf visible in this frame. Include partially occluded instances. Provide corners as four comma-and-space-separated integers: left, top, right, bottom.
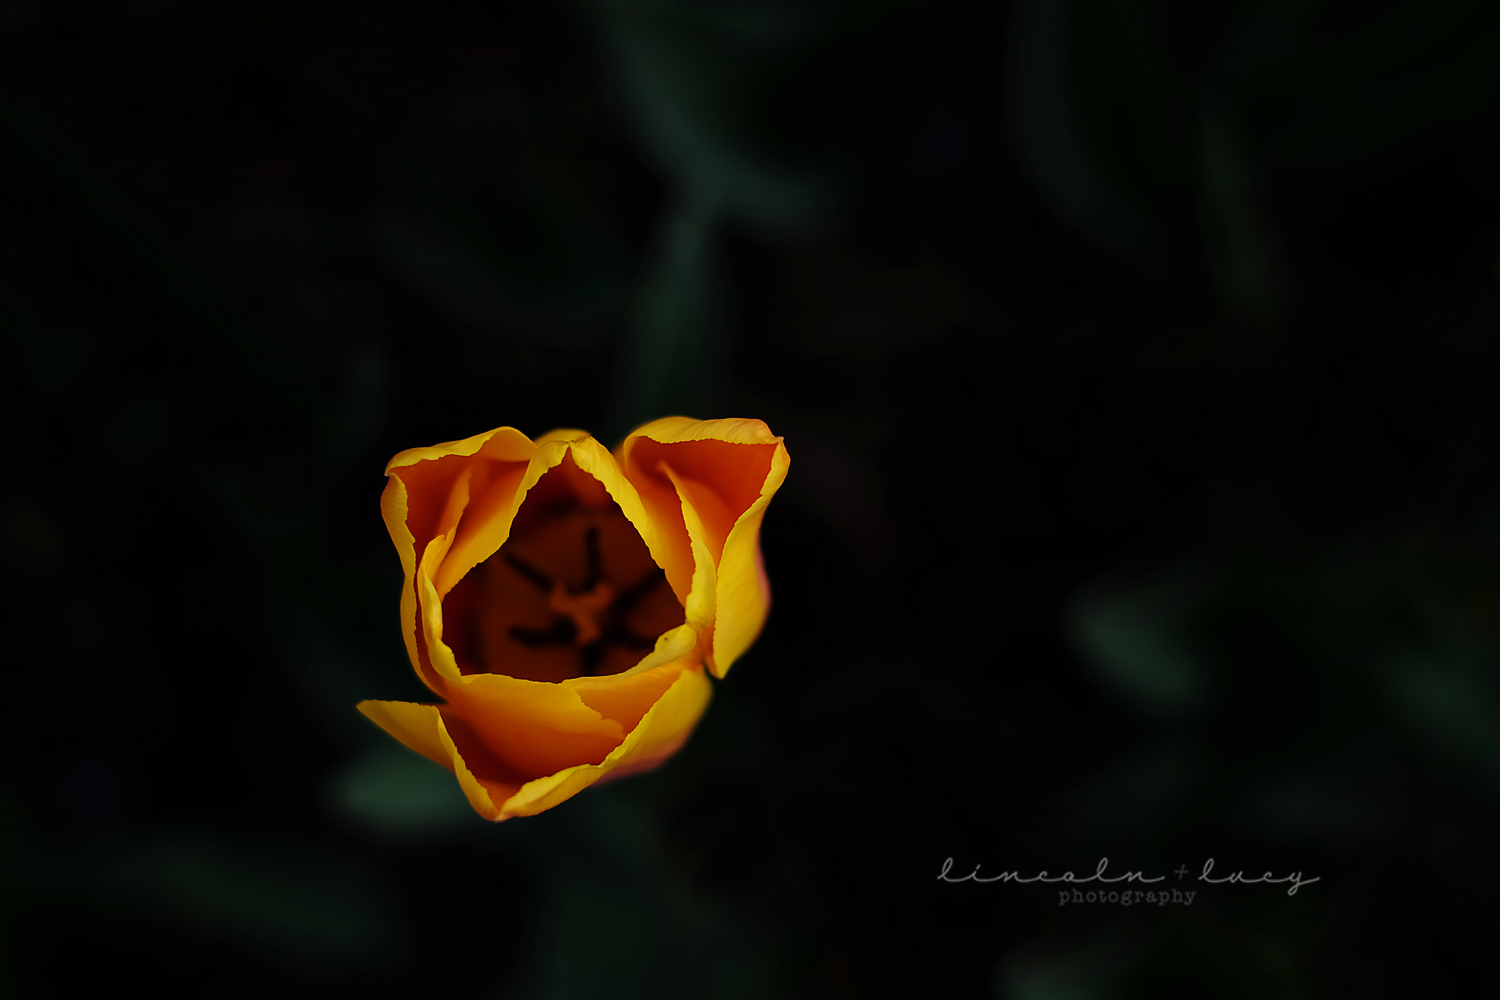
527, 871, 669, 999
607, 193, 727, 438
996, 927, 1141, 1000
500, 786, 775, 1000
1379, 651, 1500, 790
1197, 110, 1283, 328
74, 831, 408, 977
334, 741, 475, 838
1007, 0, 1166, 269
592, 0, 831, 232
592, 0, 844, 436
371, 208, 621, 349
1007, 0, 1500, 315
1067, 566, 1214, 718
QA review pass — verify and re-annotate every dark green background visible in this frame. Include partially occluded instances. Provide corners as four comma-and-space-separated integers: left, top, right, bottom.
3, 0, 1499, 996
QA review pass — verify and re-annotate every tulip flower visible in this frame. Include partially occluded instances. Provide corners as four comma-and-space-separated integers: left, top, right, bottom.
358, 417, 789, 820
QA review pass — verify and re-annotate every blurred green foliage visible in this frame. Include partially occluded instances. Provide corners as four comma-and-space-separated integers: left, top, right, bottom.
78, 832, 409, 976
1010, 0, 1500, 326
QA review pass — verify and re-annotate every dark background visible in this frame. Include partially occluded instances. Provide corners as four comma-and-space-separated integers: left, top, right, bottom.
3, 0, 1500, 996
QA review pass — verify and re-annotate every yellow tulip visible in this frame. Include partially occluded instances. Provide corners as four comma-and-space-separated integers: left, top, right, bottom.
357, 417, 789, 821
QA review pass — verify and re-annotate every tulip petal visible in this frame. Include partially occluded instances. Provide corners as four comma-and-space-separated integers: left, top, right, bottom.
491, 663, 713, 820
662, 465, 719, 642
379, 474, 425, 683
430, 437, 571, 599
447, 671, 627, 777
356, 699, 518, 822
416, 534, 465, 685
709, 440, 789, 674
564, 659, 689, 730
356, 664, 711, 824
386, 426, 536, 556
619, 418, 789, 677
384, 425, 541, 691
531, 428, 592, 447
427, 433, 693, 606
433, 460, 532, 599
597, 661, 713, 777
624, 415, 782, 449
567, 434, 695, 609
613, 621, 700, 679
356, 699, 450, 767
386, 425, 537, 471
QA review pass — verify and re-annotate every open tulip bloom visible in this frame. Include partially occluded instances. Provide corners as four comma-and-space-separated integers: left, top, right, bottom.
358, 417, 789, 820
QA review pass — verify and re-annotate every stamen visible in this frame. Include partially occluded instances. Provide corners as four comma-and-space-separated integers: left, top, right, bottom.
580, 525, 603, 593
509, 617, 578, 648
502, 550, 554, 592
493, 528, 677, 678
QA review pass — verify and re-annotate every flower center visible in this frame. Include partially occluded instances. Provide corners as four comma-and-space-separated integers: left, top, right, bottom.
500, 524, 667, 674
446, 487, 684, 682
546, 577, 616, 647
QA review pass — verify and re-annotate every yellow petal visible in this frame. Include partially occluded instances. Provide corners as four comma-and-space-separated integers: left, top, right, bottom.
416, 527, 465, 685
426, 433, 691, 604
386, 425, 537, 472
567, 434, 695, 608
383, 425, 540, 692
661, 464, 719, 643
358, 660, 712, 824
357, 699, 450, 767
378, 474, 425, 686
532, 428, 593, 447
563, 658, 691, 729
387, 426, 536, 556
593, 661, 713, 778
356, 699, 518, 821
445, 671, 627, 778
492, 663, 713, 820
433, 459, 533, 598
430, 437, 568, 598
609, 621, 700, 679
709, 439, 789, 674
622, 416, 783, 449
618, 417, 789, 677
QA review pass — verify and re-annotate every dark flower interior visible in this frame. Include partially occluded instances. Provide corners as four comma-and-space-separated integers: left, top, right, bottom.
444, 459, 685, 682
